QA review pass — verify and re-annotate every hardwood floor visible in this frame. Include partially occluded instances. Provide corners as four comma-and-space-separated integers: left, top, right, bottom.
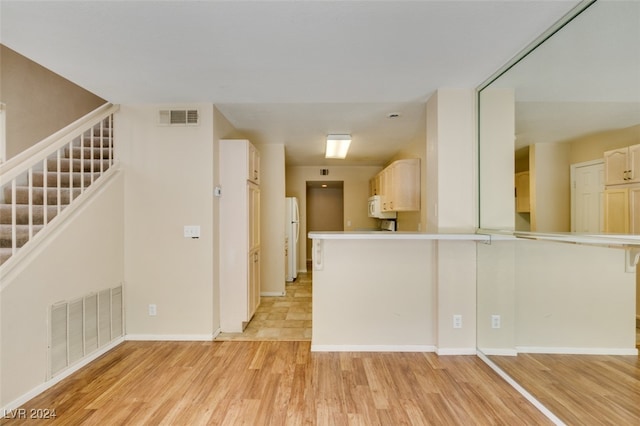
1, 341, 552, 425
490, 353, 640, 425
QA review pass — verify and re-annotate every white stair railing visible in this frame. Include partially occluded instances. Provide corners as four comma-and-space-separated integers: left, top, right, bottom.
0, 103, 119, 265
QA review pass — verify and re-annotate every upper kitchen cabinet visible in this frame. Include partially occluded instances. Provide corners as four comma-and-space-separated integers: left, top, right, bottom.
248, 143, 261, 184
604, 144, 640, 185
378, 158, 420, 212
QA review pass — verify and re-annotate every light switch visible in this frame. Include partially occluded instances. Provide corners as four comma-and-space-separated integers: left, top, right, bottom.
184, 225, 201, 239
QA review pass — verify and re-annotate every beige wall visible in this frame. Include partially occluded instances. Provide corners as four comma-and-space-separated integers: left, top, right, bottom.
569, 124, 640, 165
286, 166, 381, 270
530, 142, 571, 232
0, 45, 105, 159
477, 88, 516, 231
425, 89, 478, 352
306, 186, 344, 260
120, 104, 215, 338
257, 143, 286, 296
0, 173, 124, 406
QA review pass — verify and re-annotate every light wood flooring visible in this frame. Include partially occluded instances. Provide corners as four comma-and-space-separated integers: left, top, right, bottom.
1, 341, 552, 425
490, 352, 640, 425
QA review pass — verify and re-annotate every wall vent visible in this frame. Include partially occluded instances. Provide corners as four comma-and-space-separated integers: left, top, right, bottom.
158, 109, 199, 126
48, 285, 123, 378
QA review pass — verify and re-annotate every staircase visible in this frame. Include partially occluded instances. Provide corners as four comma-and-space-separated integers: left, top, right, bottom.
0, 105, 117, 266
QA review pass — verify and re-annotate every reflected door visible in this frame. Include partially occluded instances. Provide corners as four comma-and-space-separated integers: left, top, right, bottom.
573, 162, 605, 233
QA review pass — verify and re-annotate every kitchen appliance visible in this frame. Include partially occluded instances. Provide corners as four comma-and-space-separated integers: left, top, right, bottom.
367, 195, 397, 219
378, 219, 396, 231
285, 197, 300, 282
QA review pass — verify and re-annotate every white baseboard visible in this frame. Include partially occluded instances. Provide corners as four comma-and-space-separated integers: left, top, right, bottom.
1, 337, 125, 414
516, 346, 638, 356
478, 348, 518, 356
261, 291, 286, 296
311, 344, 436, 352
212, 328, 221, 339
125, 334, 214, 341
436, 347, 477, 356
477, 352, 565, 426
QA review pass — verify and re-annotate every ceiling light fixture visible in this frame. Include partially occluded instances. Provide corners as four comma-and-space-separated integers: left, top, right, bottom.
325, 134, 351, 159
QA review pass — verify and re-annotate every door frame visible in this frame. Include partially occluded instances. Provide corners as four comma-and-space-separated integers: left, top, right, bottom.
570, 159, 604, 233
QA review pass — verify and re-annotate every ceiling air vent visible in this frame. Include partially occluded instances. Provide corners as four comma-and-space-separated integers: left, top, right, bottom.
158, 109, 199, 126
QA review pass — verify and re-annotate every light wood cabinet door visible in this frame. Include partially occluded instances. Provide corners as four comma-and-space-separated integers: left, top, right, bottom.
248, 249, 260, 320
605, 148, 628, 185
604, 144, 640, 185
604, 188, 629, 233
630, 186, 640, 234
248, 143, 260, 184
629, 144, 640, 184
248, 183, 260, 250
515, 171, 530, 213
388, 159, 420, 211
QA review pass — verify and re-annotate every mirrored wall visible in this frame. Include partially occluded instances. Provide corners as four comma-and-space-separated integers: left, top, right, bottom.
479, 0, 640, 234
477, 0, 640, 422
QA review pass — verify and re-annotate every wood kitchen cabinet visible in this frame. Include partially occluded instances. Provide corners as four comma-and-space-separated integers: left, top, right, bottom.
248, 143, 261, 184
220, 139, 261, 332
604, 144, 640, 185
604, 185, 640, 234
515, 171, 530, 213
379, 159, 420, 212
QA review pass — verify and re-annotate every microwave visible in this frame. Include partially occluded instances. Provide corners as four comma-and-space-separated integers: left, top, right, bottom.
368, 196, 397, 219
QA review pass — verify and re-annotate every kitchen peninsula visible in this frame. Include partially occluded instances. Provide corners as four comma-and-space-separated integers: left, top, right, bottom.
308, 231, 488, 353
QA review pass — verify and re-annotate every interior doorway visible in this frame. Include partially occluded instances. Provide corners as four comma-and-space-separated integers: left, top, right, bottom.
571, 160, 605, 233
306, 181, 344, 268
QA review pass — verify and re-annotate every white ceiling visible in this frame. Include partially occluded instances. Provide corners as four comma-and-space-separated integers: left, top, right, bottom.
0, 0, 582, 166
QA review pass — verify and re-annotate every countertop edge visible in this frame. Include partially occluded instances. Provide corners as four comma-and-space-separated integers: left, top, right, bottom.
307, 232, 490, 241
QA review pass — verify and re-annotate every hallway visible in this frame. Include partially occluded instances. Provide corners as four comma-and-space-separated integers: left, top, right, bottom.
215, 273, 312, 341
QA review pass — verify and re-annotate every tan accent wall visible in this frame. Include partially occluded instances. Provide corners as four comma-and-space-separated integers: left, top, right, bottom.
569, 124, 640, 165
0, 44, 105, 159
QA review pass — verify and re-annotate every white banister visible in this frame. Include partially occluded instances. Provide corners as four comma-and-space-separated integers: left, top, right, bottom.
0, 103, 119, 267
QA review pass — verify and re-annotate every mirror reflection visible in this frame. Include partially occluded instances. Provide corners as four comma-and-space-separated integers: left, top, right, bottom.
479, 0, 640, 233
477, 1, 640, 423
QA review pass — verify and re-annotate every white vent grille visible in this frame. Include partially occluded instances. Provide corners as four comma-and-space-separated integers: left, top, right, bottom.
158, 109, 199, 126
50, 303, 68, 376
111, 286, 123, 338
68, 298, 84, 365
84, 294, 98, 354
98, 289, 111, 347
48, 286, 123, 378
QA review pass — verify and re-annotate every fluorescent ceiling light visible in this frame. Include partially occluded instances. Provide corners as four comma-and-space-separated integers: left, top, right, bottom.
325, 134, 351, 159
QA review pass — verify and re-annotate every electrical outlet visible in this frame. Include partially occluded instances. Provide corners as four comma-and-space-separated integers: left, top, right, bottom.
148, 304, 157, 316
453, 314, 462, 329
491, 314, 501, 329
183, 225, 201, 239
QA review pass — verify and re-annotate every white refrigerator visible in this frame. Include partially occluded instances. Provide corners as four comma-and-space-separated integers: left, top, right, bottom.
285, 197, 299, 282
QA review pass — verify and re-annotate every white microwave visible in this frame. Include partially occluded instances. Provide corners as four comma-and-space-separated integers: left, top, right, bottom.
368, 196, 397, 219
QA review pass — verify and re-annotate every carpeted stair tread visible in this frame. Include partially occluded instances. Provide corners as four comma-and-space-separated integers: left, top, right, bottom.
32, 171, 101, 187
0, 224, 45, 247
0, 204, 62, 225
46, 158, 111, 173
64, 146, 113, 160
4, 186, 80, 205
79, 136, 113, 148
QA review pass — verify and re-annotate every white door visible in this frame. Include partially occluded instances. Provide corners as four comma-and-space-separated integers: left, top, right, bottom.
572, 161, 605, 233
